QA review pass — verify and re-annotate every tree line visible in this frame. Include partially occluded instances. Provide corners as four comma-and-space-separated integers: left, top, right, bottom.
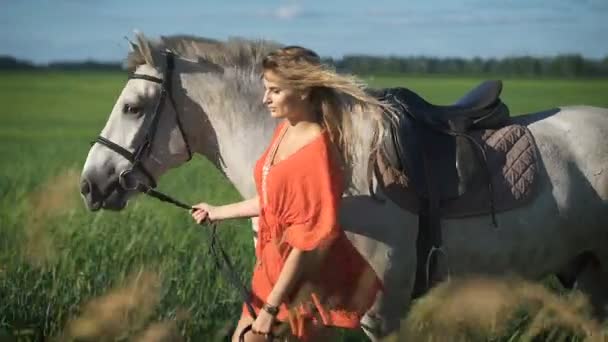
0, 56, 122, 71
325, 54, 608, 77
2, 54, 608, 77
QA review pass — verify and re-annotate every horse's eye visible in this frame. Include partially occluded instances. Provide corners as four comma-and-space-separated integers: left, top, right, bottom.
123, 104, 141, 115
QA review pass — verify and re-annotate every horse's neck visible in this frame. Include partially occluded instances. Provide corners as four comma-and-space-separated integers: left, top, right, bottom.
348, 109, 377, 196
179, 70, 275, 198
177, 68, 377, 198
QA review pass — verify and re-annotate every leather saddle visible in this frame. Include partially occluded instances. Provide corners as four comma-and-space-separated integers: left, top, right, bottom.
372, 81, 527, 298
376, 80, 510, 201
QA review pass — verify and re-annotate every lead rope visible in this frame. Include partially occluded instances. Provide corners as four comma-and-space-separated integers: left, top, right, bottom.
132, 183, 273, 341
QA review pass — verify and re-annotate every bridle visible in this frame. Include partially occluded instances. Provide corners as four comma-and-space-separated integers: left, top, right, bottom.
89, 51, 272, 341
93, 51, 192, 191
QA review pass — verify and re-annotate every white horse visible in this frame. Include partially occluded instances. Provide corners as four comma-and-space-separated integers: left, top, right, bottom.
80, 34, 608, 340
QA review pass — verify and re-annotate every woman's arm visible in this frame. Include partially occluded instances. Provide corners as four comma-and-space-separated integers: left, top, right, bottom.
267, 244, 328, 306
251, 247, 306, 336
214, 195, 260, 220
266, 247, 306, 307
191, 195, 260, 223
252, 246, 324, 334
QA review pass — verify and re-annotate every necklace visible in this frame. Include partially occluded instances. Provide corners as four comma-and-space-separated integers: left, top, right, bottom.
261, 124, 289, 207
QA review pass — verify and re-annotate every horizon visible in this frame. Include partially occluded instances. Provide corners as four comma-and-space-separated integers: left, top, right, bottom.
4, 52, 607, 67
2, 0, 607, 64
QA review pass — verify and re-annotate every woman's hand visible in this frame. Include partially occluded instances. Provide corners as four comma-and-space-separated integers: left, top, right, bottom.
190, 196, 260, 224
251, 309, 276, 337
191, 202, 218, 224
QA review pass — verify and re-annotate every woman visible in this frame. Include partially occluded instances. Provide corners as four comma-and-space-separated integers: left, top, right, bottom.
191, 46, 389, 341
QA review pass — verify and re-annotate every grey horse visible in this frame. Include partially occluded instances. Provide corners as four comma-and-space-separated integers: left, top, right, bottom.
80, 34, 608, 340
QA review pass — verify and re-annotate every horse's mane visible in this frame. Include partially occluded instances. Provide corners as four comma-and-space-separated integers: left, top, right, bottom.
125, 33, 387, 192
126, 33, 282, 71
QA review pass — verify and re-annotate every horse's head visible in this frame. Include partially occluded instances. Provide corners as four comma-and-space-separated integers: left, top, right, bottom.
80, 36, 193, 211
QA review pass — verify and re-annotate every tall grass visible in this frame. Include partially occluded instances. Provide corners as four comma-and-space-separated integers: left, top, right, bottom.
389, 276, 606, 342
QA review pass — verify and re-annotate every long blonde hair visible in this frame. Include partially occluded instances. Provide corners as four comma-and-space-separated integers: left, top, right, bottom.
262, 46, 392, 177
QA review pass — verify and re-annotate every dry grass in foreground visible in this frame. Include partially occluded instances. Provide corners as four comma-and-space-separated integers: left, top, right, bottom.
23, 167, 81, 267
385, 276, 606, 342
58, 269, 185, 342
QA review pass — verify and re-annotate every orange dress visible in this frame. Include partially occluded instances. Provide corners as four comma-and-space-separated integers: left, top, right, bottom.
243, 121, 382, 339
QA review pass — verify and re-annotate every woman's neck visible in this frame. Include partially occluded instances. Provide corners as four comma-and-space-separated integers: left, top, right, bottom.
284, 106, 323, 132
284, 119, 323, 141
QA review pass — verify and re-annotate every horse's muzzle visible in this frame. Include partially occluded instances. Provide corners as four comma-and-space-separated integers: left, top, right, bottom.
80, 172, 126, 211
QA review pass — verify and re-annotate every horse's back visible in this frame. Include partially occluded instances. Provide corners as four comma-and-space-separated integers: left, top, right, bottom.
519, 105, 608, 202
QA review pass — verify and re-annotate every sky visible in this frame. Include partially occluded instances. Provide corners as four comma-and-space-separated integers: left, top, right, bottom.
2, 0, 607, 64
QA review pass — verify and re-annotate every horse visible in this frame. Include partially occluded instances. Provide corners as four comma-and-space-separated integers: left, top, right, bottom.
80, 33, 608, 340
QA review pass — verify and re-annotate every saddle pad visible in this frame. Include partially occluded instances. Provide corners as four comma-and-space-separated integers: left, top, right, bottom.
377, 124, 540, 219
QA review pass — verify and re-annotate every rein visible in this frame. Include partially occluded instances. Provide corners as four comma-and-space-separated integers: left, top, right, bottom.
132, 182, 255, 315
132, 182, 271, 341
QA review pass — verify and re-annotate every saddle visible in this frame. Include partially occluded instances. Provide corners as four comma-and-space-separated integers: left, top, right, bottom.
373, 81, 540, 298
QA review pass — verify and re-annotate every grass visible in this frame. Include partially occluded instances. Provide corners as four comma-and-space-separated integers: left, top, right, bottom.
0, 70, 607, 341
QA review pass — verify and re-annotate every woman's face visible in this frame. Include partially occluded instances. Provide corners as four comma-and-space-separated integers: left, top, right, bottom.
262, 70, 308, 120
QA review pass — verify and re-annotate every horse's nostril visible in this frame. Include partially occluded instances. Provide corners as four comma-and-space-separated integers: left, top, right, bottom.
80, 179, 91, 195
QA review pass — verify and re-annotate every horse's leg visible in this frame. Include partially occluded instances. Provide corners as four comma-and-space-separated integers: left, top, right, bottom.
554, 252, 595, 289
575, 250, 608, 319
361, 242, 417, 341
355, 203, 418, 341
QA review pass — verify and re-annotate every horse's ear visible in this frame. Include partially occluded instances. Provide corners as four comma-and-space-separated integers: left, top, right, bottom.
135, 31, 162, 68
125, 36, 138, 53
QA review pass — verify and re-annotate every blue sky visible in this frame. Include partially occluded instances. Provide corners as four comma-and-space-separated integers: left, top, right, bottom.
2, 0, 607, 64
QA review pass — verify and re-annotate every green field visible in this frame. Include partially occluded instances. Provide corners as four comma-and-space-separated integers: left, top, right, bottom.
1, 71, 607, 341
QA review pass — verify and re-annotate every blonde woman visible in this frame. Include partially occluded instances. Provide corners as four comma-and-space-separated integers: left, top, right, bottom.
192, 46, 388, 341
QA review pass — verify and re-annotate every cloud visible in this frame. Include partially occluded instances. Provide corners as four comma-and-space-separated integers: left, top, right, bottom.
254, 2, 323, 21
276, 3, 302, 20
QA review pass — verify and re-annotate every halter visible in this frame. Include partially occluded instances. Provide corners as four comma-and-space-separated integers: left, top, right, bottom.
93, 51, 192, 191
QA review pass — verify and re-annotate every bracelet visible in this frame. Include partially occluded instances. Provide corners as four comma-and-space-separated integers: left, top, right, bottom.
262, 302, 279, 316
